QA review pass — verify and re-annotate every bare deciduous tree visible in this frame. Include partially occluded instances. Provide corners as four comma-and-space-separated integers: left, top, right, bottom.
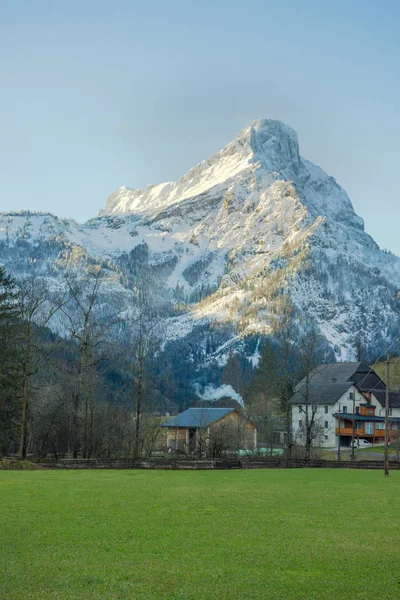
297, 329, 324, 461
0, 267, 21, 454
249, 302, 300, 458
16, 276, 66, 458
61, 267, 119, 458
272, 306, 301, 459
125, 278, 163, 460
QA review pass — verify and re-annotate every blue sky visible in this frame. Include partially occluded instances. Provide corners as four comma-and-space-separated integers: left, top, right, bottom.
1, 0, 399, 252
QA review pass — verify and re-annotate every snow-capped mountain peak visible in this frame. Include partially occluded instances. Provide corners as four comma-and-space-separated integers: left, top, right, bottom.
101, 119, 361, 235
101, 119, 301, 218
1, 118, 399, 364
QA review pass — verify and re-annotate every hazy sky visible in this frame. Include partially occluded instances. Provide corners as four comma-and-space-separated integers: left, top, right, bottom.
1, 0, 399, 253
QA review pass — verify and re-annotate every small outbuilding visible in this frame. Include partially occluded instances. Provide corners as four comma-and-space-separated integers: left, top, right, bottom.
163, 407, 257, 454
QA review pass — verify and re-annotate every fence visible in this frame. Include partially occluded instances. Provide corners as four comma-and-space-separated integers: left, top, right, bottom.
32, 457, 400, 470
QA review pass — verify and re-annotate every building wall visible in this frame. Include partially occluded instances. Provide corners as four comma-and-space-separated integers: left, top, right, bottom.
210, 411, 257, 450
166, 411, 257, 453
292, 386, 373, 448
166, 427, 187, 450
292, 385, 400, 448
292, 392, 346, 449
370, 395, 400, 420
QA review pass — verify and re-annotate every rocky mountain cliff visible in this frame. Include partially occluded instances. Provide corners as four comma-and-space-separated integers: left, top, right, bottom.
1, 119, 399, 381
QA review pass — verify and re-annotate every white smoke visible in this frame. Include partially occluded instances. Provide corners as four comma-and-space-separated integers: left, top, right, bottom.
194, 383, 244, 407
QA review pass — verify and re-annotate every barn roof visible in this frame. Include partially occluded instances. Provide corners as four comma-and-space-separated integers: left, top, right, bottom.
290, 362, 360, 406
334, 412, 400, 423
290, 361, 397, 407
162, 408, 235, 428
371, 389, 400, 408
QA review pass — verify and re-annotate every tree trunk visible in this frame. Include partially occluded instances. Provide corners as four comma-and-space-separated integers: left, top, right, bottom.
133, 350, 143, 460
88, 402, 94, 458
305, 431, 312, 461
304, 374, 311, 461
285, 406, 293, 461
83, 395, 89, 458
72, 392, 79, 459
72, 339, 88, 459
19, 393, 29, 459
19, 328, 32, 459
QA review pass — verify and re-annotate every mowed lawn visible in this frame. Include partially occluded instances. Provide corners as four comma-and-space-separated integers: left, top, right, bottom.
1, 470, 400, 600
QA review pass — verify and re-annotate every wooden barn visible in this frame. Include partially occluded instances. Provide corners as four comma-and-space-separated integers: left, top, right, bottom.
163, 408, 257, 455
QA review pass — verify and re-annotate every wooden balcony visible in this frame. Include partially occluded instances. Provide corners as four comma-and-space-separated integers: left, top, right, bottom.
335, 427, 385, 438
335, 428, 364, 436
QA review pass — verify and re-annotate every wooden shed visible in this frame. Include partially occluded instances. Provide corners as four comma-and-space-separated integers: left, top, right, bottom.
163, 408, 257, 454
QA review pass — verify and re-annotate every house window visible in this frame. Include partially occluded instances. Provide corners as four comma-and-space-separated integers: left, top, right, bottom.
365, 422, 374, 435
349, 392, 354, 400
324, 435, 328, 440
342, 406, 347, 414
376, 423, 385, 430
298, 405, 302, 413
355, 406, 360, 414
324, 421, 328, 429
324, 406, 328, 414
356, 421, 363, 429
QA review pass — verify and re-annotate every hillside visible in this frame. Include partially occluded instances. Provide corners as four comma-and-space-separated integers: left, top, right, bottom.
374, 358, 400, 390
1, 119, 400, 395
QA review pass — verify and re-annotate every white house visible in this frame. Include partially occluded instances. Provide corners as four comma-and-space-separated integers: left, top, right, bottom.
290, 362, 400, 448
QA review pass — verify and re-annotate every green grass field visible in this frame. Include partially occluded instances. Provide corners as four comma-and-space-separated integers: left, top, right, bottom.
358, 445, 397, 454
1, 470, 400, 600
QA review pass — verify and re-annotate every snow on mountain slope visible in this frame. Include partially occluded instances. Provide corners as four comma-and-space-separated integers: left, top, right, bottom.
1, 119, 399, 362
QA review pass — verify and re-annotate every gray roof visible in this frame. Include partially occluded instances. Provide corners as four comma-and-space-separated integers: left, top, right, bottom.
290, 362, 361, 406
334, 412, 400, 423
371, 389, 400, 409
162, 408, 235, 428
291, 361, 399, 407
